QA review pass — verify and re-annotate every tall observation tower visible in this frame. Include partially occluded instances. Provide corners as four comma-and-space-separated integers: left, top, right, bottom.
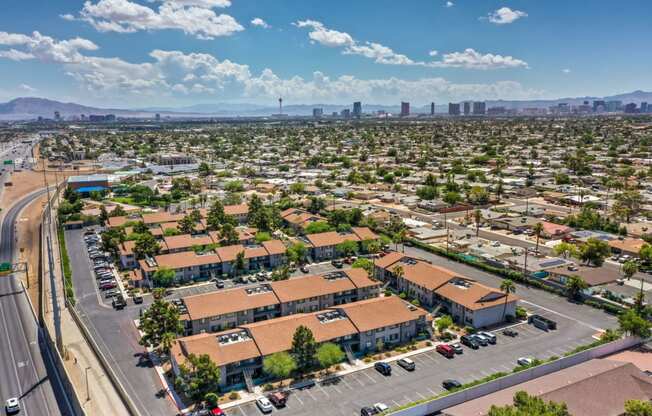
278, 97, 283, 115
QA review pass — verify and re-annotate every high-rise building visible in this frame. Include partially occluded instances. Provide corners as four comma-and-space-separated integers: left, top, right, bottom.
155, 113, 161, 121
341, 109, 351, 118
592, 100, 606, 112
472, 101, 486, 115
312, 108, 323, 118
400, 102, 410, 117
624, 103, 638, 114
352, 101, 362, 118
430, 102, 435, 115
641, 102, 649, 113
54, 111, 61, 121
606, 101, 622, 112
463, 102, 471, 115
448, 103, 461, 116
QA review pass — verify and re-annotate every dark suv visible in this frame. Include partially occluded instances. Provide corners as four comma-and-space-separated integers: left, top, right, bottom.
460, 335, 479, 349
374, 362, 392, 376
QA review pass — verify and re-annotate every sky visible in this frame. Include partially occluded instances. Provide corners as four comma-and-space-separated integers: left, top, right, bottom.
0, 0, 651, 108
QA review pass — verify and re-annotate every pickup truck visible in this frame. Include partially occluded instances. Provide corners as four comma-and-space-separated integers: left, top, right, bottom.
112, 294, 127, 310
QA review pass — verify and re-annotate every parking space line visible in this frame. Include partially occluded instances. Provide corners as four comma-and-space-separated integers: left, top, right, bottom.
392, 400, 401, 407
362, 371, 378, 384
317, 383, 330, 396
427, 387, 438, 396
237, 406, 246, 416
521, 300, 604, 331
293, 392, 304, 405
415, 392, 427, 400
340, 376, 354, 390
350, 373, 365, 387
305, 388, 317, 401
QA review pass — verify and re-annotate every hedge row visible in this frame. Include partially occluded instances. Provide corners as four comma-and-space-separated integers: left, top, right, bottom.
57, 227, 76, 306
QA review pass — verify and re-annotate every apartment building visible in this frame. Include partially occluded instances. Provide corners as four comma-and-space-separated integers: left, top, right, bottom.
178, 268, 381, 335
170, 296, 428, 388
280, 207, 326, 232
305, 227, 379, 260
375, 253, 518, 328
138, 239, 287, 283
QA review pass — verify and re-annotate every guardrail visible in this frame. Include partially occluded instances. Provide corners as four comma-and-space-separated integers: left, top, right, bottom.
388, 336, 641, 416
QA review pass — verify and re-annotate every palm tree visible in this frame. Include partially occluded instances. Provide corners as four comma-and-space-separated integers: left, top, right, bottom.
533, 222, 544, 255
500, 279, 516, 322
392, 265, 404, 287
474, 209, 482, 237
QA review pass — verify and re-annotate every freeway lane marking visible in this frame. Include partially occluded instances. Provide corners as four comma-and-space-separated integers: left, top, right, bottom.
520, 300, 604, 332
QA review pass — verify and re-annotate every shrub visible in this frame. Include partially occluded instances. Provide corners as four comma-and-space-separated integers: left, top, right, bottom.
228, 392, 240, 401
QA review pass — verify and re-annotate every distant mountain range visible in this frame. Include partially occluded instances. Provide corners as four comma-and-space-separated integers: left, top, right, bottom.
2, 90, 652, 120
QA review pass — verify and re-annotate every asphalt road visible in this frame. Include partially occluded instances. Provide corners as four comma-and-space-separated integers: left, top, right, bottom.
66, 228, 178, 416
0, 189, 72, 416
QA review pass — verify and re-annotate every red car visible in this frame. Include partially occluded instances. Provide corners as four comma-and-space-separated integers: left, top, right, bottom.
211, 407, 224, 415
436, 344, 455, 358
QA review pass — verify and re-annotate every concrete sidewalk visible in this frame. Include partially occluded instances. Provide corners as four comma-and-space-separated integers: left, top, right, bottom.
43, 196, 130, 416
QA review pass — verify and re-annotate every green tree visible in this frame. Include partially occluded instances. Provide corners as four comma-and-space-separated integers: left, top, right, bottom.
500, 279, 516, 321
263, 352, 297, 383
361, 238, 380, 254
565, 275, 588, 301
351, 258, 374, 277
235, 251, 246, 275
619, 309, 652, 338
640, 243, 652, 266
474, 209, 482, 237
254, 231, 272, 243
443, 191, 462, 206
625, 399, 652, 416
152, 266, 176, 287
552, 242, 579, 259
336, 240, 358, 257
292, 325, 317, 371
138, 295, 182, 353
304, 221, 333, 234
416, 185, 438, 200
488, 391, 569, 416
177, 354, 221, 405
533, 222, 544, 254
613, 190, 643, 223
133, 232, 160, 259
287, 243, 307, 264
436, 315, 453, 334
315, 343, 345, 370
221, 223, 239, 246
623, 259, 639, 280
308, 197, 326, 214
579, 238, 610, 266
198, 162, 213, 177
206, 199, 226, 231
178, 214, 197, 234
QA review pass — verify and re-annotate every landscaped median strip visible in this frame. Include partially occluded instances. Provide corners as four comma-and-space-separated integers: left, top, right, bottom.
57, 226, 76, 306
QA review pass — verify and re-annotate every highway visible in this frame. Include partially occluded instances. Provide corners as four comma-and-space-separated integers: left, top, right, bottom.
0, 189, 72, 415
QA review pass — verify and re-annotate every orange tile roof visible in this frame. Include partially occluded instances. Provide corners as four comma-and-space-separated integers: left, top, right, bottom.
434, 280, 519, 311
142, 211, 186, 225
215, 244, 245, 262
107, 216, 129, 228
306, 231, 361, 248
339, 296, 427, 333
163, 234, 214, 251
244, 312, 358, 356
344, 268, 380, 289
245, 246, 269, 259
155, 251, 221, 269
271, 274, 357, 303
183, 286, 279, 320
352, 227, 378, 241
374, 252, 406, 269
172, 331, 261, 367
224, 204, 249, 216
398, 261, 460, 291
262, 240, 287, 256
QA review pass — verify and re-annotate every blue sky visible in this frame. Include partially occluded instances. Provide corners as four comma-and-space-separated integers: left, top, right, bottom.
0, 0, 651, 107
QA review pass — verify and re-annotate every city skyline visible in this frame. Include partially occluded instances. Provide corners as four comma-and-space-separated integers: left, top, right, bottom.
1, 0, 652, 107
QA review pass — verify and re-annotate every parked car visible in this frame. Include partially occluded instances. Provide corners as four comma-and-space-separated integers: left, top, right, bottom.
449, 343, 463, 354
267, 391, 288, 408
460, 335, 479, 349
528, 314, 557, 331
104, 289, 118, 299
132, 294, 143, 304
436, 344, 455, 358
255, 396, 273, 414
517, 357, 534, 367
442, 379, 462, 390
112, 294, 126, 309
100, 281, 117, 290
397, 358, 415, 371
215, 279, 225, 288
478, 331, 496, 344
360, 403, 389, 416
374, 362, 392, 376
503, 329, 518, 337
331, 259, 344, 268
300, 265, 309, 273
210, 407, 224, 415
472, 334, 489, 346
5, 397, 20, 414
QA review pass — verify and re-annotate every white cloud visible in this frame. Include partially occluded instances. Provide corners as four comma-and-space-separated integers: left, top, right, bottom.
18, 84, 37, 93
250, 18, 270, 29
445, 1, 454, 8
562, 68, 571, 74
0, 30, 541, 104
486, 7, 527, 25
0, 31, 98, 63
428, 48, 529, 70
294, 20, 527, 70
69, 0, 243, 39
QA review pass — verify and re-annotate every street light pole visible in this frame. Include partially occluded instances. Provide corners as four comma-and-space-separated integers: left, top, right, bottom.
85, 366, 91, 402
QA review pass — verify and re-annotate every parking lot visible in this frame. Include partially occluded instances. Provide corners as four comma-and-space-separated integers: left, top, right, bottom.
223, 304, 601, 416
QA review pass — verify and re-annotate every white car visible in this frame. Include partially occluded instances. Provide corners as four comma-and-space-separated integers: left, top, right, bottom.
256, 396, 273, 414
5, 397, 20, 414
373, 403, 389, 412
517, 357, 534, 367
